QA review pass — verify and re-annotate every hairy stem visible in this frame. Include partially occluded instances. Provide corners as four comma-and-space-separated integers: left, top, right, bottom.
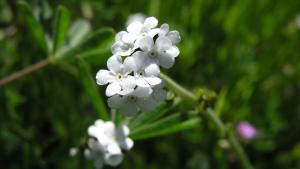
160, 73, 254, 169
0, 59, 50, 87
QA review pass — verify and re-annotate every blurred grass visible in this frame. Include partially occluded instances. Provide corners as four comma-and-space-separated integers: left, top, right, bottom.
1, 0, 300, 169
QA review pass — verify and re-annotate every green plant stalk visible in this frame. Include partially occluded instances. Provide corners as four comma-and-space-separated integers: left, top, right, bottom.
159, 73, 197, 103
160, 72, 254, 169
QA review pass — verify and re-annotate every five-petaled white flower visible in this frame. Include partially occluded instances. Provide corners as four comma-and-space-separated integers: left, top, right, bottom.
96, 55, 135, 96
107, 87, 153, 116
135, 36, 180, 71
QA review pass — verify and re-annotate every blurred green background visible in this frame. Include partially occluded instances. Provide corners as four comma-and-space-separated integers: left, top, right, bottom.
1, 0, 300, 168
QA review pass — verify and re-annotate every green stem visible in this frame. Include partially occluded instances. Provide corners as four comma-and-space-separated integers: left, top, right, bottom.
206, 108, 226, 137
159, 73, 197, 103
228, 131, 254, 169
160, 73, 254, 169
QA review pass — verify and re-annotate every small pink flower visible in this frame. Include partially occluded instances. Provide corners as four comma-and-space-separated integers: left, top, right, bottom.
236, 121, 257, 140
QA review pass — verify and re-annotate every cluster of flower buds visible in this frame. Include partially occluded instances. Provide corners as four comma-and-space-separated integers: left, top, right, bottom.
96, 16, 181, 116
84, 120, 133, 169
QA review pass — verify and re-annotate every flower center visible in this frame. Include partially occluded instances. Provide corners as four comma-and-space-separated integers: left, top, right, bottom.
141, 32, 147, 37
128, 95, 137, 102
137, 71, 144, 77
116, 73, 123, 80
148, 50, 157, 58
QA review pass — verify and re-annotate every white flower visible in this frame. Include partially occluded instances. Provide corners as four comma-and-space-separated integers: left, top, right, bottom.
134, 36, 180, 71
126, 13, 146, 26
139, 82, 167, 112
124, 56, 162, 88
96, 55, 136, 96
88, 120, 134, 151
85, 120, 134, 169
111, 31, 137, 56
107, 87, 153, 116
84, 139, 105, 169
127, 16, 160, 41
159, 23, 181, 45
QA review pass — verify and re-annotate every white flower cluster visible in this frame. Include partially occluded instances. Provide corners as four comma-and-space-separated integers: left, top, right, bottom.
96, 16, 180, 116
84, 120, 133, 169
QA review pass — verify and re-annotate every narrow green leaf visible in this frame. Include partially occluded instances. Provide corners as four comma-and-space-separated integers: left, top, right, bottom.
128, 98, 182, 129
68, 19, 91, 47
52, 6, 70, 54
77, 59, 109, 120
130, 112, 200, 140
17, 1, 48, 53
55, 27, 114, 62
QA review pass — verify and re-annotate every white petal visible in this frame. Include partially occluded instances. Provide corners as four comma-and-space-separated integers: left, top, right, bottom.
159, 23, 169, 36
106, 82, 121, 97
94, 158, 104, 169
145, 77, 162, 86
157, 54, 175, 68
120, 101, 139, 116
120, 76, 136, 91
84, 149, 93, 160
96, 70, 115, 85
107, 95, 123, 108
120, 125, 130, 136
126, 13, 146, 26
153, 88, 167, 101
167, 30, 181, 44
155, 36, 172, 51
166, 46, 180, 57
104, 151, 123, 167
88, 138, 104, 151
95, 119, 105, 127
136, 78, 150, 87
145, 63, 160, 76
137, 97, 157, 112
132, 51, 148, 69
107, 143, 121, 154
115, 31, 126, 41
107, 55, 122, 73
144, 17, 158, 29
103, 121, 116, 135
122, 59, 134, 75
132, 86, 152, 98
124, 56, 138, 72
111, 42, 121, 55
138, 36, 154, 52
127, 21, 143, 33
122, 32, 136, 43
148, 28, 160, 37
88, 126, 98, 137
119, 138, 134, 150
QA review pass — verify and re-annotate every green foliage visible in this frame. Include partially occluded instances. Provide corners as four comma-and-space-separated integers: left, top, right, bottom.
1, 0, 300, 169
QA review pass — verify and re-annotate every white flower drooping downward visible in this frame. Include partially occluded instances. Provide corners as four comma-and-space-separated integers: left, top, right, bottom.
84, 120, 134, 169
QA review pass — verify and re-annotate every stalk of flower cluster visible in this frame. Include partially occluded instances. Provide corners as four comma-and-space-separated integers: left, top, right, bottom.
159, 73, 254, 169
